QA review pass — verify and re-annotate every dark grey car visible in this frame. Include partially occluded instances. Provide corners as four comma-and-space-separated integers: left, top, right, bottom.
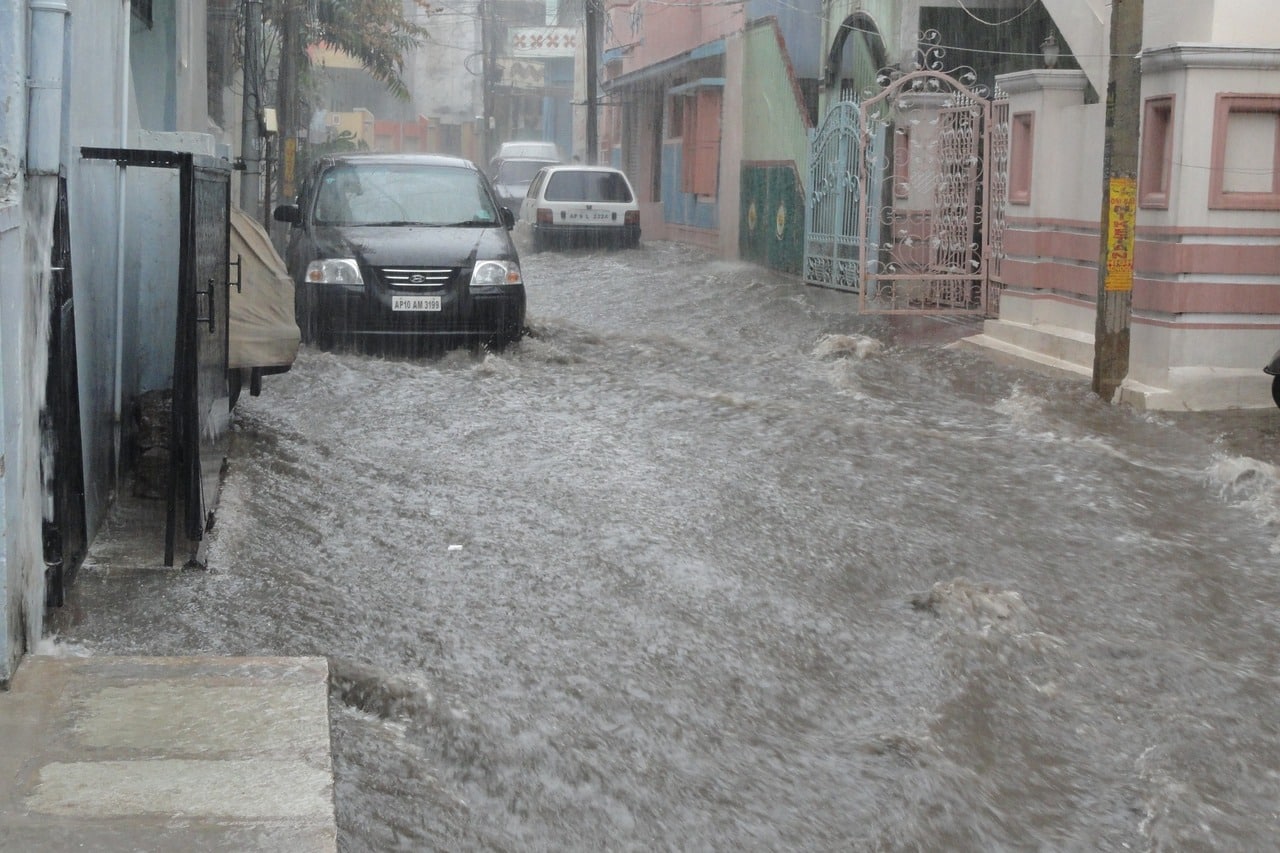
490, 157, 560, 211
273, 153, 526, 351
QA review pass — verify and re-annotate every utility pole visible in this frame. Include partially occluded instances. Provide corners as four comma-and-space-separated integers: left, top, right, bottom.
1092, 0, 1143, 402
278, 1, 303, 201
584, 0, 598, 164
481, 0, 496, 166
240, 0, 263, 219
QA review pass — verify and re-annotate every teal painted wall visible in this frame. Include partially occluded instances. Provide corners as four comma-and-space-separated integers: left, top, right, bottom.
739, 22, 809, 275
739, 163, 803, 275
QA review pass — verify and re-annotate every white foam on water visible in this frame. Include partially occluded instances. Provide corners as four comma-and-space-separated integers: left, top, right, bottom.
33, 635, 94, 657
1205, 453, 1280, 551
812, 333, 883, 361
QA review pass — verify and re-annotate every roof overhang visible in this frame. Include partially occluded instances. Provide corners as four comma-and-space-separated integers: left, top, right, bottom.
668, 77, 726, 96
603, 40, 725, 90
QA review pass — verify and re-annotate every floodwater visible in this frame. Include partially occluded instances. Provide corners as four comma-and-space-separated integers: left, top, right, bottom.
53, 241, 1280, 850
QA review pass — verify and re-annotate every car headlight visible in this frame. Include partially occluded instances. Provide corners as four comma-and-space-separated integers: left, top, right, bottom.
471, 260, 523, 287
305, 258, 363, 286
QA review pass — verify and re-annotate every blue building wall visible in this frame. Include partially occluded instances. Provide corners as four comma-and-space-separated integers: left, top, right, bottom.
747, 0, 824, 79
68, 1, 132, 546
661, 142, 719, 231
542, 57, 574, 160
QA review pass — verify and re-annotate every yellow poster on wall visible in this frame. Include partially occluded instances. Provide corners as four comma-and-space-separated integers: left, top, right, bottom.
1105, 177, 1136, 292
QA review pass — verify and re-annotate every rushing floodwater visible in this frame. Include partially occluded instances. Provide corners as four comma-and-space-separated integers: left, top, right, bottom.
52, 241, 1280, 851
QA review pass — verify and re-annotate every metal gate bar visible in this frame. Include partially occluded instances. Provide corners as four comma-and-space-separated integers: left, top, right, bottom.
43, 175, 87, 607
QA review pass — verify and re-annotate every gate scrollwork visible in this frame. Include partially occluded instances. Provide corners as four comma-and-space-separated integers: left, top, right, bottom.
804, 29, 1009, 316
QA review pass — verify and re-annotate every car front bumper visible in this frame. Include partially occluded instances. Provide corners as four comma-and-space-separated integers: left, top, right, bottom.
303, 284, 526, 341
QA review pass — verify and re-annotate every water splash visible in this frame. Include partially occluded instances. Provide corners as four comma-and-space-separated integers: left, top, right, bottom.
910, 577, 1036, 637
812, 333, 882, 360
1205, 453, 1280, 551
992, 382, 1045, 430
33, 635, 94, 657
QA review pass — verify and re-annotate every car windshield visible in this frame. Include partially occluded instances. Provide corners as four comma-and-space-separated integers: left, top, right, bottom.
313, 162, 500, 227
495, 160, 556, 184
544, 170, 634, 203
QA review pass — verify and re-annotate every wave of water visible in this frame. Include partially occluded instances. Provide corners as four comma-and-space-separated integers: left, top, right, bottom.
50, 243, 1280, 850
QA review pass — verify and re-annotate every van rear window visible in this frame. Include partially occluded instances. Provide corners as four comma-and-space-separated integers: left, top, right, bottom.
544, 171, 633, 203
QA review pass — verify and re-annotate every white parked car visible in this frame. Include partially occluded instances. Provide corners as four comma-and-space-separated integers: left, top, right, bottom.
518, 165, 641, 251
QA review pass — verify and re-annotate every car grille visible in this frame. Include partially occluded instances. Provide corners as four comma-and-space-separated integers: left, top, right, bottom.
377, 267, 457, 288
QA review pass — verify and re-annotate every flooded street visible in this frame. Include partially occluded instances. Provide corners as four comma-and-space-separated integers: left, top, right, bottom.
53, 241, 1280, 850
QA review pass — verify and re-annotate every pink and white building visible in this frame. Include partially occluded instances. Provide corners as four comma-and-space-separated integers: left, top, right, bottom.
973, 0, 1280, 410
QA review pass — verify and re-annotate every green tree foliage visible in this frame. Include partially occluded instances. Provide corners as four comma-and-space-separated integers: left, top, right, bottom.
298, 129, 368, 176
267, 0, 434, 101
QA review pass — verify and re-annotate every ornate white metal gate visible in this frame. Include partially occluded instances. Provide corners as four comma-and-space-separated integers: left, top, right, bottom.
803, 101, 864, 292
804, 32, 1009, 315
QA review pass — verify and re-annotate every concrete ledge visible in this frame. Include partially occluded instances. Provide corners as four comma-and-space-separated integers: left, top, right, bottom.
975, 318, 1095, 369
0, 655, 337, 852
951, 331, 1092, 381
1118, 367, 1275, 412
958, 328, 1277, 411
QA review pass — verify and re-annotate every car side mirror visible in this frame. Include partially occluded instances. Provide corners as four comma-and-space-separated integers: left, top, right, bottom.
273, 204, 301, 224
500, 207, 516, 230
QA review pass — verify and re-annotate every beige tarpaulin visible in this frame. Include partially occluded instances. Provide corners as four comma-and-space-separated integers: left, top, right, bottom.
229, 207, 300, 370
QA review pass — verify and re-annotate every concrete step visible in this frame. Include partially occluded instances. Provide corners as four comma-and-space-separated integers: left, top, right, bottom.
0, 655, 336, 852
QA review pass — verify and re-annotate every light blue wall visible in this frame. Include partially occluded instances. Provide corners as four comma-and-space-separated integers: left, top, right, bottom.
67, 1, 131, 543
0, 210, 21, 684
1, 0, 31, 682
68, 0, 209, 542
0, 0, 204, 679
129, 0, 177, 130
746, 0, 824, 79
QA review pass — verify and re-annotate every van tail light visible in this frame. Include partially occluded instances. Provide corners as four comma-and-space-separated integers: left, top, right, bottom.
625, 211, 640, 226
536, 208, 553, 225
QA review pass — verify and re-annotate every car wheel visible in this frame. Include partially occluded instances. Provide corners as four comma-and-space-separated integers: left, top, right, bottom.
1271, 375, 1280, 409
532, 232, 546, 253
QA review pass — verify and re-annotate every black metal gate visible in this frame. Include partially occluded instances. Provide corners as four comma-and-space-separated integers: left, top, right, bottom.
81, 148, 232, 567
43, 176, 88, 607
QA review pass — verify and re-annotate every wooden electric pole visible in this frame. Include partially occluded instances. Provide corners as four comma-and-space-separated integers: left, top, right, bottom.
1092, 0, 1144, 401
584, 0, 598, 164
481, 0, 496, 166
240, 0, 263, 220
278, 1, 302, 201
